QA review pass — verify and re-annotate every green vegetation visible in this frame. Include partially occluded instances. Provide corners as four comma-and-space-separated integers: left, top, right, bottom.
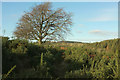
2, 36, 120, 79
2, 65, 16, 79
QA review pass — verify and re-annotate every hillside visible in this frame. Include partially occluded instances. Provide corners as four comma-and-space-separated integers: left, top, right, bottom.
58, 41, 83, 43
2, 37, 120, 79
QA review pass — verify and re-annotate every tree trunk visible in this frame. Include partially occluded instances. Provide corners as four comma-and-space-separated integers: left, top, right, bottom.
38, 39, 42, 45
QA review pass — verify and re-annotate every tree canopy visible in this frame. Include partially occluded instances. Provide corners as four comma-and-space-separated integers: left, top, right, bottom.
14, 2, 72, 45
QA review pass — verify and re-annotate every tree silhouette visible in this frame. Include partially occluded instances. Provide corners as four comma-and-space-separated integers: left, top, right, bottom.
14, 2, 72, 45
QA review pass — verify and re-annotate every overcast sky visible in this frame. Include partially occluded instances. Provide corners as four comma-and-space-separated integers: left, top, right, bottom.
2, 2, 118, 42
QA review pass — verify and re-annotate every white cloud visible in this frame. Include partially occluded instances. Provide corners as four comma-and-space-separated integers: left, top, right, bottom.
89, 15, 117, 22
89, 30, 118, 37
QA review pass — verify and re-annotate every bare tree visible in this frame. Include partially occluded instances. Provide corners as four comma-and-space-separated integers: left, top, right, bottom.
14, 2, 72, 45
